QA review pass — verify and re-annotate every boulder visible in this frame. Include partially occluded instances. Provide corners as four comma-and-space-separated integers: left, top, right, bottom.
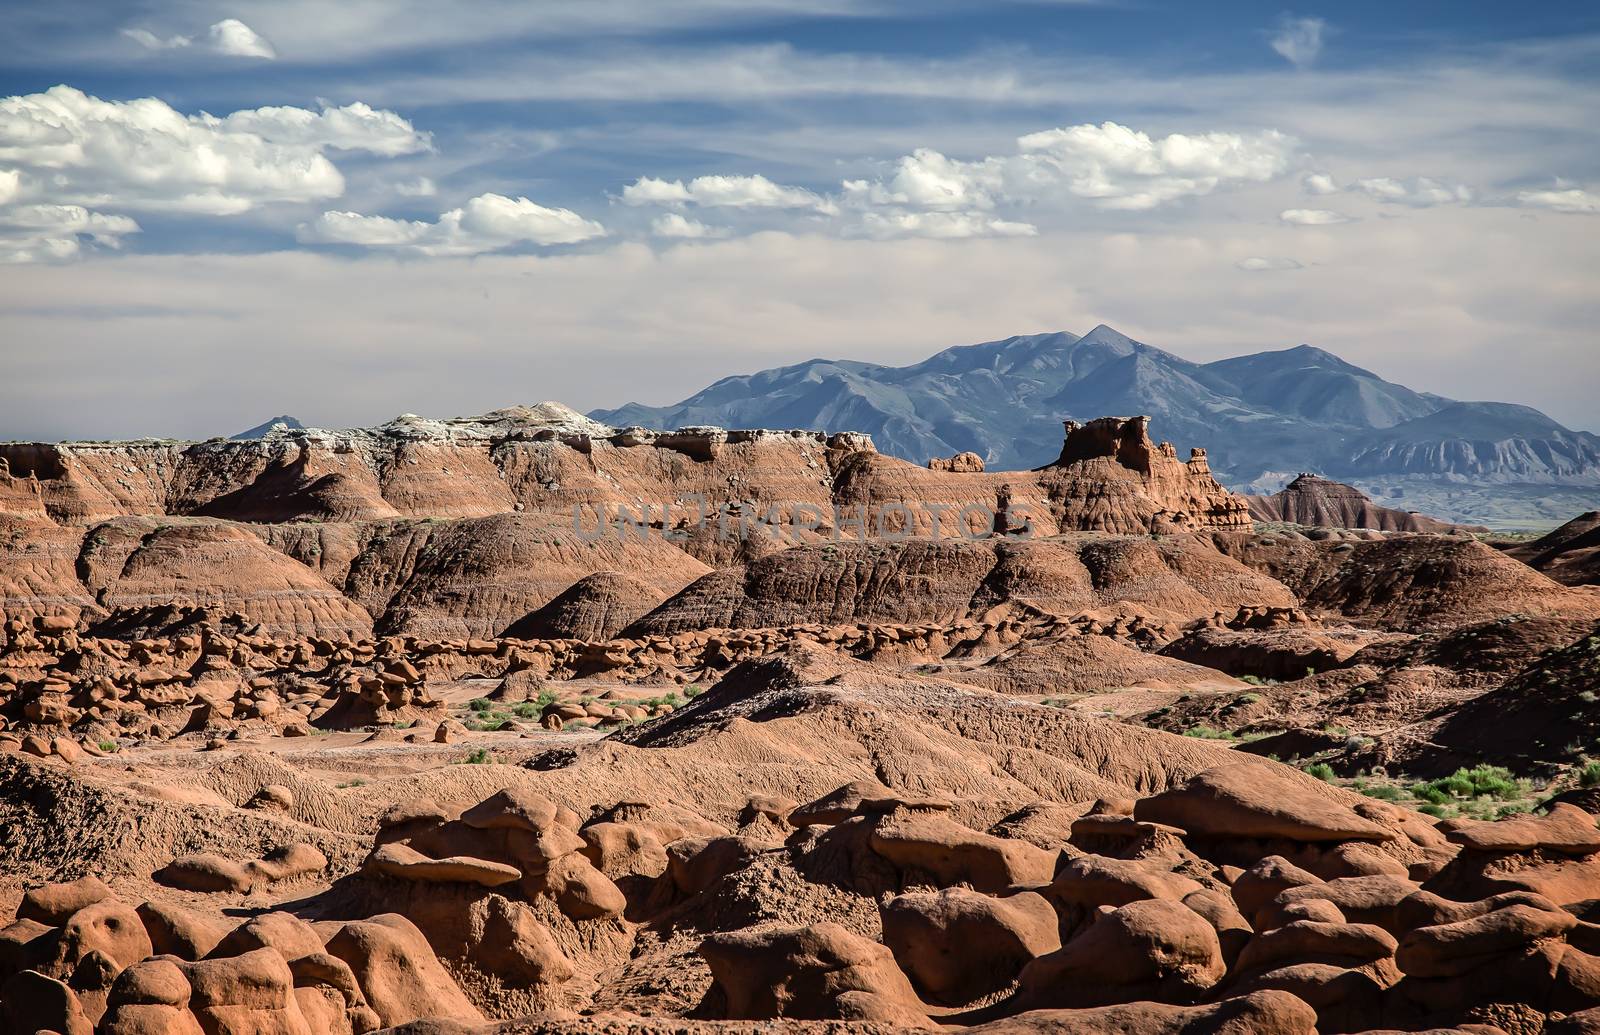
18, 876, 113, 926
136, 901, 230, 961
0, 968, 93, 1035
881, 887, 1060, 1004
868, 810, 1056, 893
323, 914, 484, 1028
966, 989, 1318, 1035
698, 921, 930, 1026
1019, 899, 1225, 1008
364, 842, 521, 888
1135, 765, 1396, 843
1440, 803, 1600, 855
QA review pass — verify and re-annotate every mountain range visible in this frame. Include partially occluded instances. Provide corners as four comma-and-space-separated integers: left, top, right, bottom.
593, 325, 1600, 527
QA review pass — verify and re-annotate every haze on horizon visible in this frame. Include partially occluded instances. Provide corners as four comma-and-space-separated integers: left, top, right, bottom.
1, 0, 1597, 442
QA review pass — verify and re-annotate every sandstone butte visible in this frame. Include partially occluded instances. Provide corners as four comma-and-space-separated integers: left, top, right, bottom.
3, 401, 1600, 1034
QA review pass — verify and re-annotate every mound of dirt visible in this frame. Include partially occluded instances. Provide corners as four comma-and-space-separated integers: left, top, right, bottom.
1506, 511, 1600, 587
1213, 530, 1600, 630
502, 572, 668, 642
1247, 474, 1483, 534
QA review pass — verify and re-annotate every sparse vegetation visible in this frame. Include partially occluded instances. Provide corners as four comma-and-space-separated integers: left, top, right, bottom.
460, 748, 493, 764
1183, 724, 1237, 741
1304, 763, 1336, 782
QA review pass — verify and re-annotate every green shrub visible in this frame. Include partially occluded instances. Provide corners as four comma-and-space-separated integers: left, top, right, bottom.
1182, 725, 1236, 740
97, 740, 117, 753
1304, 763, 1335, 782
1581, 761, 1600, 788
468, 698, 492, 713
460, 748, 492, 764
1412, 765, 1528, 803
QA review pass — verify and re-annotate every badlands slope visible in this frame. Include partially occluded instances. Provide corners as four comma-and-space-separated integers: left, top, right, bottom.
2, 405, 1600, 1033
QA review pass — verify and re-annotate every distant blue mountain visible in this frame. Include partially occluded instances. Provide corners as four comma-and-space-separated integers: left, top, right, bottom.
231, 415, 306, 440
593, 325, 1600, 488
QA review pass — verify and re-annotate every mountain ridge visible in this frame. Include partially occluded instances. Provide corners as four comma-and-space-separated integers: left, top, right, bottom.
593, 326, 1600, 526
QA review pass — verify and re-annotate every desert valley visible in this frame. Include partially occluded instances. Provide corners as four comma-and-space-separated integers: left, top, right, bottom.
3, 399, 1600, 1034
4, 2, 1599, 1031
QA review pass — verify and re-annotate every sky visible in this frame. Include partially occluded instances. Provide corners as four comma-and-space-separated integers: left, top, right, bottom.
1, 0, 1597, 441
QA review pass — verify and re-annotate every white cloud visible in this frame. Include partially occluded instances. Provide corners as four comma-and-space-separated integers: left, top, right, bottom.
650, 213, 724, 238
840, 122, 1294, 218
856, 210, 1036, 239
298, 192, 605, 255
1280, 208, 1351, 225
1515, 187, 1599, 214
1235, 256, 1304, 272
1011, 122, 1295, 210
622, 173, 831, 212
0, 86, 426, 216
0, 203, 140, 263
1302, 172, 1338, 195
395, 176, 438, 197
122, 19, 275, 59
626, 120, 1295, 239
1349, 176, 1472, 207
121, 28, 193, 50
1270, 16, 1326, 69
852, 148, 996, 210
0, 169, 19, 205
221, 102, 432, 157
208, 19, 276, 59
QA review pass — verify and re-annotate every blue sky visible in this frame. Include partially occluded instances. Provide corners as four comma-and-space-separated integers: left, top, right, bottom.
2, 1, 1597, 440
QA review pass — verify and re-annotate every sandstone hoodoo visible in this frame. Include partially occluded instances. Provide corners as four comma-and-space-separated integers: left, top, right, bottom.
3, 400, 1600, 1033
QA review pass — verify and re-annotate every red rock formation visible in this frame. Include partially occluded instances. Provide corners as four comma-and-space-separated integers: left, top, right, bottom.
1247, 473, 1482, 533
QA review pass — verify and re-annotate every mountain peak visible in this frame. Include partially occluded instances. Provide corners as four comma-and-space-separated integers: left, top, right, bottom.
1075, 323, 1139, 348
1077, 324, 1141, 351
231, 415, 305, 440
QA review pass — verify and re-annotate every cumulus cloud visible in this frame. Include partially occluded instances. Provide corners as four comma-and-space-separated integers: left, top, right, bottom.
835, 121, 1296, 224
1270, 16, 1326, 69
855, 210, 1036, 239
0, 86, 428, 216
220, 102, 432, 157
1302, 172, 1338, 195
1011, 122, 1295, 210
122, 18, 276, 59
650, 213, 724, 238
0, 202, 140, 263
298, 192, 605, 255
1235, 256, 1304, 272
1280, 208, 1351, 225
209, 19, 277, 58
844, 149, 995, 211
1515, 187, 1599, 214
0, 169, 18, 205
622, 120, 1295, 240
622, 173, 832, 212
1349, 176, 1472, 207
